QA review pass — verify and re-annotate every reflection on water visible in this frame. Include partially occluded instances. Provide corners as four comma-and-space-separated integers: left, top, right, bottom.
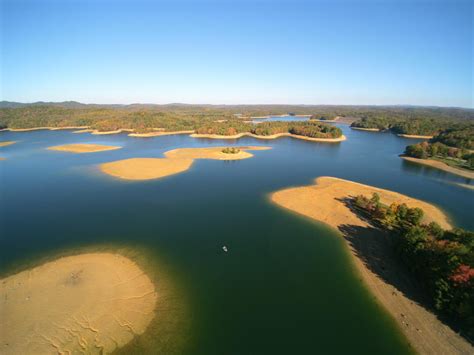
0, 125, 472, 354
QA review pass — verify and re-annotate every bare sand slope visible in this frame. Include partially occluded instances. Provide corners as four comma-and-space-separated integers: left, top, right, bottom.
402, 156, 474, 179
0, 141, 17, 147
48, 143, 122, 153
164, 146, 271, 161
0, 253, 157, 355
271, 177, 472, 355
100, 157, 194, 180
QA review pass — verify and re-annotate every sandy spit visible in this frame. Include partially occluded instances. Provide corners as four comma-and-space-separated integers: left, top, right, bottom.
401, 155, 474, 179
271, 177, 472, 355
0, 141, 17, 147
47, 143, 122, 153
190, 132, 346, 142
397, 134, 433, 139
0, 253, 157, 355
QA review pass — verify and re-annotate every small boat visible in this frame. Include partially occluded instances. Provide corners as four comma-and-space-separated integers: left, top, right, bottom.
222, 246, 228, 252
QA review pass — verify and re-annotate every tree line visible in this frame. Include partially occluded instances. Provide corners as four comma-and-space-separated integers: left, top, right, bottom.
353, 193, 474, 339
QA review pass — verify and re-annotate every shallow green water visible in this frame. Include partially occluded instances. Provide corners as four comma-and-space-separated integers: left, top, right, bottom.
0, 126, 472, 354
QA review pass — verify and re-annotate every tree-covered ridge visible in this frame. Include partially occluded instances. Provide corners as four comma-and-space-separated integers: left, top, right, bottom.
351, 116, 473, 136
353, 193, 474, 338
431, 126, 474, 150
195, 120, 343, 138
1, 103, 473, 131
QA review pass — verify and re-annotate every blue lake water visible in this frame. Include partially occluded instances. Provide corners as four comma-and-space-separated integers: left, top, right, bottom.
0, 125, 472, 354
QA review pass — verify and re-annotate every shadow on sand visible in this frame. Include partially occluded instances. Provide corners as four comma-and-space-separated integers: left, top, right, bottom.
335, 197, 472, 344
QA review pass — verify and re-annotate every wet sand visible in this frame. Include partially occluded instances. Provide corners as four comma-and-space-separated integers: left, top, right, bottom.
401, 156, 474, 179
271, 177, 472, 355
0, 253, 157, 354
48, 143, 122, 153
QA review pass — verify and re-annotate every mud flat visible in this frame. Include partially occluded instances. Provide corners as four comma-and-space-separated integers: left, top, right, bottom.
0, 141, 17, 147
48, 143, 122, 153
164, 146, 271, 161
401, 155, 474, 179
0, 253, 157, 355
271, 177, 472, 355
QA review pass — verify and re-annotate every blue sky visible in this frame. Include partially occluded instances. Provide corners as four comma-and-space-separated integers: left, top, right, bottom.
1, 0, 472, 107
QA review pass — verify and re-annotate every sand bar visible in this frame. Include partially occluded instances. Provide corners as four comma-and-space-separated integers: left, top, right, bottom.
401, 155, 474, 179
100, 157, 194, 180
47, 143, 122, 153
0, 253, 157, 355
271, 177, 472, 355
350, 127, 381, 132
397, 134, 433, 139
0, 141, 17, 147
164, 146, 271, 161
129, 130, 194, 138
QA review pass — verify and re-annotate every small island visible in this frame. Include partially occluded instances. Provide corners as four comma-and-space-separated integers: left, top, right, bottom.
0, 253, 157, 354
47, 143, 122, 153
164, 146, 271, 161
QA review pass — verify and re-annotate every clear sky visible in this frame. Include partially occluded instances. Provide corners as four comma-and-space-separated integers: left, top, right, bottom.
1, 0, 472, 107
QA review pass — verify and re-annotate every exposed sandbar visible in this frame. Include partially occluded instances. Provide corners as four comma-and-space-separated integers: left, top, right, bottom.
271, 177, 472, 354
397, 134, 433, 139
0, 141, 17, 147
129, 130, 194, 138
0, 253, 157, 354
100, 157, 194, 180
164, 146, 271, 161
350, 127, 381, 132
48, 143, 122, 153
401, 155, 474, 179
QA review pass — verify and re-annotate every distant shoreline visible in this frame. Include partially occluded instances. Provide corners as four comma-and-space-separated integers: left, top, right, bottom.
401, 155, 474, 179
1, 126, 346, 143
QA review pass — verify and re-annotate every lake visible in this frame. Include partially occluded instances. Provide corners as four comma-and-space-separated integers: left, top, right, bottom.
0, 125, 472, 354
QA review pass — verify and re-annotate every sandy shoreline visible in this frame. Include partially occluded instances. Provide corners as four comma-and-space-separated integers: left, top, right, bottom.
1, 126, 89, 132
271, 177, 472, 355
190, 132, 346, 142
397, 134, 433, 139
47, 143, 122, 153
129, 130, 194, 137
350, 127, 381, 132
0, 252, 157, 354
401, 155, 474, 179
